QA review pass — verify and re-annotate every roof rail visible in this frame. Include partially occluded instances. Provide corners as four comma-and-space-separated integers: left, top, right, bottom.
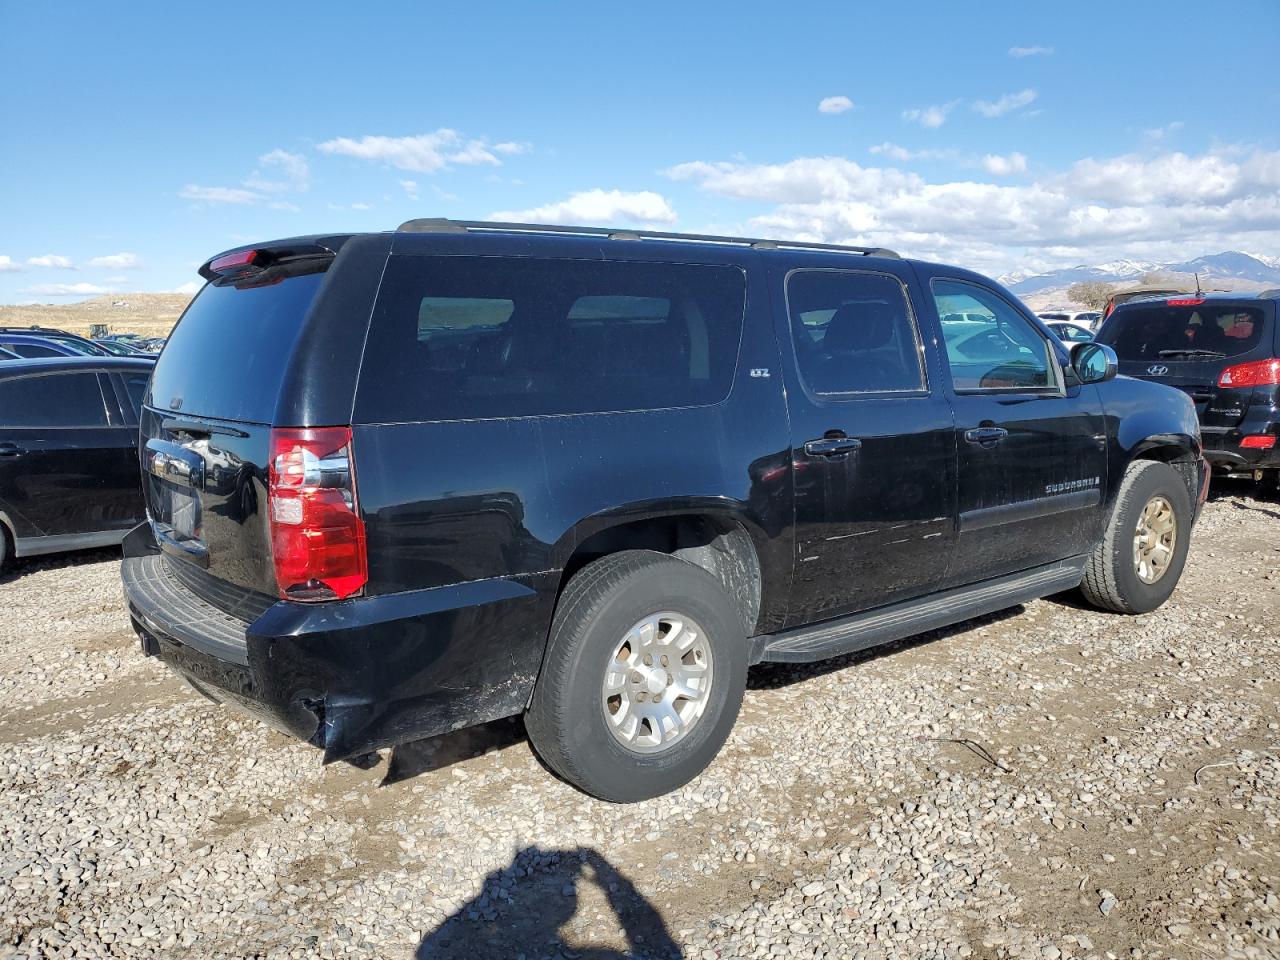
396, 218, 899, 259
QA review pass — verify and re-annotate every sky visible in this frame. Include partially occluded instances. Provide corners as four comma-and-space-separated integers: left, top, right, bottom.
2, 0, 1278, 303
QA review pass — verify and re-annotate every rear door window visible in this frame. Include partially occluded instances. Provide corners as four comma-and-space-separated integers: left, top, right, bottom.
0, 372, 110, 427
148, 270, 326, 422
785, 270, 926, 394
1098, 303, 1270, 361
356, 256, 747, 422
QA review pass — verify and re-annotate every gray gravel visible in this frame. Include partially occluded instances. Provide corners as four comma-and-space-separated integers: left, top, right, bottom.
2, 481, 1279, 959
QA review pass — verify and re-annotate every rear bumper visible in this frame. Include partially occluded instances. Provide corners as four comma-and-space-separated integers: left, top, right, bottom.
1201, 421, 1280, 471
121, 524, 552, 761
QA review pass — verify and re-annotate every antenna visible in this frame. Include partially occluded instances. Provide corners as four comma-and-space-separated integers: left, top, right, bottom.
1194, 272, 1203, 297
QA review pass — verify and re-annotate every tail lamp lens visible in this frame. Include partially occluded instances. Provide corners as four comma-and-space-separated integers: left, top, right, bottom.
268, 426, 367, 601
1241, 435, 1277, 450
1218, 358, 1280, 389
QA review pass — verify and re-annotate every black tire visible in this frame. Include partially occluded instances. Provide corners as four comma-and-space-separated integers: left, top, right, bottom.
1081, 460, 1192, 614
525, 550, 747, 802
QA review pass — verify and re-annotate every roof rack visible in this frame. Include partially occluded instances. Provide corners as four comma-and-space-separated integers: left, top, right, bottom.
396, 217, 899, 259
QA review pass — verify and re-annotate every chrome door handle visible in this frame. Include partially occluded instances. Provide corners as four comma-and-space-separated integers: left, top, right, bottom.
804, 437, 862, 457
964, 427, 1008, 446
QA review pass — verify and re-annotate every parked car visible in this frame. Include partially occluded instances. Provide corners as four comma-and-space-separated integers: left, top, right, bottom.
1044, 320, 1095, 343
93, 338, 155, 358
0, 333, 86, 359
1037, 311, 1102, 331
0, 326, 109, 356
0, 356, 153, 568
1095, 292, 1278, 487
121, 220, 1207, 801
1102, 288, 1189, 322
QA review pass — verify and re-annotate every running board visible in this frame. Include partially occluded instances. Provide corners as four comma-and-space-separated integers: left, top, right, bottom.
755, 557, 1086, 664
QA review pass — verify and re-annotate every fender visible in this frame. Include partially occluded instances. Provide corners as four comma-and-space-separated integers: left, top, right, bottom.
1100, 374, 1203, 510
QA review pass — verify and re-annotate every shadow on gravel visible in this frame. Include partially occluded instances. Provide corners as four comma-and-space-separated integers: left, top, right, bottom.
383, 716, 529, 785
0, 546, 119, 585
417, 846, 681, 960
748, 606, 1023, 691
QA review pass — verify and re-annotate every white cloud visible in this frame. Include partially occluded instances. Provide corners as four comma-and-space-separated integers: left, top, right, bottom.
180, 185, 262, 205
869, 142, 955, 162
818, 95, 854, 115
1009, 45, 1053, 57
973, 89, 1038, 118
317, 128, 522, 173
27, 254, 74, 268
1143, 120, 1185, 141
244, 148, 310, 193
902, 101, 959, 128
491, 189, 677, 225
21, 282, 115, 297
88, 252, 142, 269
400, 179, 420, 200
0, 256, 22, 273
982, 152, 1028, 176
493, 141, 531, 155
174, 280, 202, 295
662, 146, 1280, 276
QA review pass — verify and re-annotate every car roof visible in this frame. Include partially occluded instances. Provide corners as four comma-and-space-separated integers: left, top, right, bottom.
0, 355, 154, 376
1111, 291, 1275, 310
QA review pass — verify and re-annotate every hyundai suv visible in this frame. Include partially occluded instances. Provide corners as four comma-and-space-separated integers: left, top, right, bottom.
1095, 293, 1279, 487
121, 220, 1208, 801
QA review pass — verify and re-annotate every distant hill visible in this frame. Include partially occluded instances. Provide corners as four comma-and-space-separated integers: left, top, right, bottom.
0, 293, 191, 340
1003, 251, 1280, 298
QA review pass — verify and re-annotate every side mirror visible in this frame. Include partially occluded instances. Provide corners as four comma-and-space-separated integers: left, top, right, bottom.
1070, 341, 1118, 384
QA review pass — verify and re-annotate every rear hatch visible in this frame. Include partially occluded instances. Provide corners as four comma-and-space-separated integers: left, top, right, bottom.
142, 248, 336, 613
1096, 298, 1276, 428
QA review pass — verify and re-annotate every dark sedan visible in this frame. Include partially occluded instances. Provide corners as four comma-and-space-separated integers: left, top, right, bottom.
0, 356, 152, 567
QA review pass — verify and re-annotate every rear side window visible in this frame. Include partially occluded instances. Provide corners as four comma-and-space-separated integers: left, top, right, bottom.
3, 342, 64, 358
785, 270, 925, 394
149, 271, 325, 422
356, 256, 746, 422
1098, 303, 1271, 361
0, 373, 109, 427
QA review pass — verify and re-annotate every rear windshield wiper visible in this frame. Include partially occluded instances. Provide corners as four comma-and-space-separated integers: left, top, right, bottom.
1156, 348, 1226, 359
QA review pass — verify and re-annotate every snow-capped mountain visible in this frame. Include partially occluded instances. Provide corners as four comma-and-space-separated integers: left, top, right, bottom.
1003, 251, 1280, 296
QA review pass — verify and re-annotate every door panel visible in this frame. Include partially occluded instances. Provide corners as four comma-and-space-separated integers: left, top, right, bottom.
924, 274, 1108, 587
773, 265, 957, 627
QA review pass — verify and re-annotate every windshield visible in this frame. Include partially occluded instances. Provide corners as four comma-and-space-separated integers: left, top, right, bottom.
1098, 303, 1269, 361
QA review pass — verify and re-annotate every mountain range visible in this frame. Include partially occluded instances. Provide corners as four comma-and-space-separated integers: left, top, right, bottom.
1002, 251, 1280, 298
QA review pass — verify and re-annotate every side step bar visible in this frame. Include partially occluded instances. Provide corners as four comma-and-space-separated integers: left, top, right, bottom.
754, 557, 1086, 664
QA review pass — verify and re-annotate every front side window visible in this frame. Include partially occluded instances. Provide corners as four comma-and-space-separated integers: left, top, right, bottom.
0, 372, 109, 427
933, 279, 1056, 391
785, 270, 925, 395
357, 256, 746, 422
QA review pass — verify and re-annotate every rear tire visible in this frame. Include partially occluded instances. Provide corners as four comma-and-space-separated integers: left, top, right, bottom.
525, 550, 747, 802
1081, 460, 1192, 614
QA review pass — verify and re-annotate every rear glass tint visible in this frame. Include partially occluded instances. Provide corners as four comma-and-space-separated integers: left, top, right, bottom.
0, 372, 109, 427
148, 272, 325, 422
1099, 303, 1271, 361
356, 256, 746, 422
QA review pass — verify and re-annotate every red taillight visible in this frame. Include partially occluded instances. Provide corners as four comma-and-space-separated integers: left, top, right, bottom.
1166, 297, 1204, 306
1241, 435, 1277, 450
209, 249, 259, 274
268, 426, 367, 602
1218, 358, 1280, 389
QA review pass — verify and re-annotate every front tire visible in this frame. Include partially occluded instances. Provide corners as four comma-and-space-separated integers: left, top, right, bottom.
525, 550, 747, 802
1081, 460, 1192, 614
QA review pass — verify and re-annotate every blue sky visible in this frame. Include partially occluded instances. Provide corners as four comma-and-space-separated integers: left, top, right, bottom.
2, 0, 1278, 303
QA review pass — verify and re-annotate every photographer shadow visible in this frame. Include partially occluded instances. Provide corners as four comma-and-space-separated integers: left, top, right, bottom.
417, 845, 682, 960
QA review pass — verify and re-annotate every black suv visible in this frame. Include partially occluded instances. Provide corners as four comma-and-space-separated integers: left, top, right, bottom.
121, 220, 1207, 801
1095, 293, 1279, 486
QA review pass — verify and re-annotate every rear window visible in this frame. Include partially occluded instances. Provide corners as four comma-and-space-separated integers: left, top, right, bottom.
356, 256, 746, 422
1099, 303, 1271, 361
148, 272, 325, 422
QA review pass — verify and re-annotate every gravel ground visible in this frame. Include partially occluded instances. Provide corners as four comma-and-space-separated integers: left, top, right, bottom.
2, 480, 1278, 960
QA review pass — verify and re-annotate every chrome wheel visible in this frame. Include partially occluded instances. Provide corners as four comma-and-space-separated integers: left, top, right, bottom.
1133, 495, 1177, 584
601, 611, 714, 754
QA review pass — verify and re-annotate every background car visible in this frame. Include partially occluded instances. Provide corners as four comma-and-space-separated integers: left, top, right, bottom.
0, 326, 110, 356
0, 333, 86, 358
1037, 310, 1103, 331
92, 338, 155, 357
0, 356, 153, 568
1044, 320, 1095, 343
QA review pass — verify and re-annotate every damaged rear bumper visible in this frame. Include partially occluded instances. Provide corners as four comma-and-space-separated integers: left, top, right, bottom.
121, 525, 551, 762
